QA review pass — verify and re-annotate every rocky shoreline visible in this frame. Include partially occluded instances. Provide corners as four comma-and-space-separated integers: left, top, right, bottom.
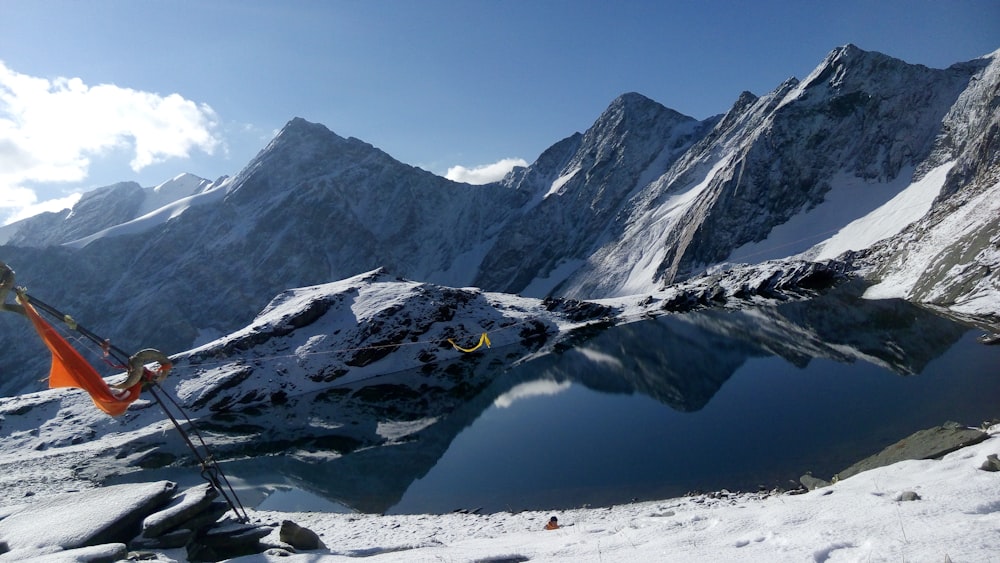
2, 418, 997, 562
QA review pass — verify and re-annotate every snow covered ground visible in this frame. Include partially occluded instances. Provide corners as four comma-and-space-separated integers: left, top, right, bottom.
0, 424, 996, 562
241, 424, 1000, 562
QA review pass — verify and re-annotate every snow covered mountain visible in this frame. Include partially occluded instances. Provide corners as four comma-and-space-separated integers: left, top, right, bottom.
0, 44, 998, 397
0, 173, 220, 248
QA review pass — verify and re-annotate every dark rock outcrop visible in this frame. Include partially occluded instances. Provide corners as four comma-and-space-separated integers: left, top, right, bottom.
837, 422, 989, 480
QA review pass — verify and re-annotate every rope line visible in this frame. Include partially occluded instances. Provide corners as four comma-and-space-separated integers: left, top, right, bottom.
147, 384, 249, 522
448, 332, 491, 353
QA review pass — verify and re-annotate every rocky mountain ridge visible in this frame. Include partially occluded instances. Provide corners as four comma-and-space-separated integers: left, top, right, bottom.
0, 44, 998, 397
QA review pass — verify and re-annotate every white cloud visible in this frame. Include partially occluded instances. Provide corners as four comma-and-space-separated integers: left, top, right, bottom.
445, 157, 527, 184
0, 61, 220, 220
2, 192, 82, 225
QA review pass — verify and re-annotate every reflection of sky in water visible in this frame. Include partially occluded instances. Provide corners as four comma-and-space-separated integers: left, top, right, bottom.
575, 347, 624, 369
387, 330, 1000, 514
494, 379, 571, 408
257, 487, 353, 513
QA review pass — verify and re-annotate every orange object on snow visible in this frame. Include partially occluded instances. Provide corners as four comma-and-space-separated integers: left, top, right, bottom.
21, 299, 141, 416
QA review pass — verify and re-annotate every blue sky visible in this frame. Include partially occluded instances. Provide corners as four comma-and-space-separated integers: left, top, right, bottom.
1, 0, 998, 224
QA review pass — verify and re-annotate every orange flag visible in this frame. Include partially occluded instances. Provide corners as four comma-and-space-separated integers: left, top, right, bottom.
21, 300, 140, 416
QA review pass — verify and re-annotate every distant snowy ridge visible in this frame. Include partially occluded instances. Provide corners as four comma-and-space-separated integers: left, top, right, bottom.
0, 173, 224, 248
64, 177, 230, 249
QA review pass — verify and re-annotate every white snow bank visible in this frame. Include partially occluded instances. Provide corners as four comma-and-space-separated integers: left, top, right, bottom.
138, 173, 214, 216
810, 162, 954, 261
545, 166, 581, 198
864, 176, 1000, 309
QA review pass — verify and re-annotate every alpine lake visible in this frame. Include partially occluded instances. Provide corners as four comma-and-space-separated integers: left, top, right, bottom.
111, 281, 1000, 515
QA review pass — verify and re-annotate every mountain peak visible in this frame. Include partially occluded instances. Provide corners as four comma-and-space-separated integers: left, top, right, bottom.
610, 91, 657, 107
591, 92, 695, 136
283, 116, 329, 132
603, 92, 690, 120
272, 117, 349, 146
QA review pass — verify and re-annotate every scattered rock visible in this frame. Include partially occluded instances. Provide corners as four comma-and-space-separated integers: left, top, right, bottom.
127, 551, 164, 561
980, 453, 1000, 472
799, 473, 831, 490
131, 527, 195, 550
279, 519, 326, 551
978, 333, 999, 345
0, 479, 284, 562
187, 519, 274, 562
838, 422, 989, 480
896, 491, 921, 502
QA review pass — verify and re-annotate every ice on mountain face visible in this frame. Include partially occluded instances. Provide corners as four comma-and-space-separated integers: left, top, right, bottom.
731, 160, 954, 265
807, 162, 953, 261
611, 157, 732, 297
545, 166, 581, 198
138, 173, 215, 216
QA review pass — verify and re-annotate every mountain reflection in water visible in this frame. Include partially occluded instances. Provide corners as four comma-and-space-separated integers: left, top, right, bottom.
212, 284, 999, 514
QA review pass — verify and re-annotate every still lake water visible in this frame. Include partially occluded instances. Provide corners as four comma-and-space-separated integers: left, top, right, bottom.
210, 288, 1000, 516
385, 331, 998, 514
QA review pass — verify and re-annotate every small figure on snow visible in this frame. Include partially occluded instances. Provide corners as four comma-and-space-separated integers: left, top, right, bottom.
544, 516, 560, 530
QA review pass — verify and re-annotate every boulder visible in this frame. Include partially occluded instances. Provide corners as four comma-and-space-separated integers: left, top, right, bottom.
130, 527, 195, 550
141, 483, 218, 538
980, 453, 1000, 472
799, 473, 831, 490
279, 520, 326, 550
0, 481, 176, 553
838, 422, 989, 480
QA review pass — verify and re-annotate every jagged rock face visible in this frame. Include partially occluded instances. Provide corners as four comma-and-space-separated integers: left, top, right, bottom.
476, 93, 712, 294
216, 119, 524, 289
556, 45, 987, 297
